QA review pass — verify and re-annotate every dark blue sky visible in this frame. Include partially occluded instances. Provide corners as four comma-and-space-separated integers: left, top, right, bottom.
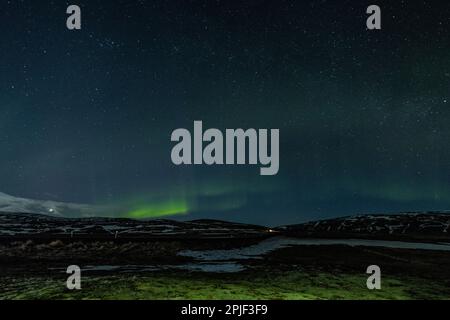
1, 0, 450, 225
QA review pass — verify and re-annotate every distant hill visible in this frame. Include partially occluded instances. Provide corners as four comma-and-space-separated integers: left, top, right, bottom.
0, 192, 109, 217
276, 213, 450, 242
1, 211, 450, 242
0, 212, 269, 240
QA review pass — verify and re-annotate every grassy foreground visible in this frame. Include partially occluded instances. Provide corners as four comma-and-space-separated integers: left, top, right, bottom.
1, 270, 449, 300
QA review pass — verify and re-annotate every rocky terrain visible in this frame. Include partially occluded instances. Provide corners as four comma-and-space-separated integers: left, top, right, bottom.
1, 211, 450, 242
0, 212, 270, 240
276, 212, 450, 242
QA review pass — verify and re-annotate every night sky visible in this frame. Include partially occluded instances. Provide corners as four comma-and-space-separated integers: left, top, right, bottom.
1, 0, 450, 225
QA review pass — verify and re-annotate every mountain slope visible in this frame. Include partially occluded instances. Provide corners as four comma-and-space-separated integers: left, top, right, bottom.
1, 211, 450, 242
276, 213, 450, 241
0, 212, 270, 239
0, 192, 110, 217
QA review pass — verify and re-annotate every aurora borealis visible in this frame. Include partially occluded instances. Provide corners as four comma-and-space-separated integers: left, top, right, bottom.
1, 0, 450, 225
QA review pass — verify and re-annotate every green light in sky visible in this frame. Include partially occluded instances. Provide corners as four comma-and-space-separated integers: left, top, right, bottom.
98, 177, 282, 219
126, 201, 189, 218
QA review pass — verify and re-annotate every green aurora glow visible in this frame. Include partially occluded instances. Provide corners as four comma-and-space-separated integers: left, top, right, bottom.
126, 200, 189, 218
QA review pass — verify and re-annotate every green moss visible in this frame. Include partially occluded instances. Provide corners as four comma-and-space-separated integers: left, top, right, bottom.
1, 270, 449, 300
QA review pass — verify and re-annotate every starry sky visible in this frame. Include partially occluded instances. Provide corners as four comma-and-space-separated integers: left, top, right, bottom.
1, 0, 449, 225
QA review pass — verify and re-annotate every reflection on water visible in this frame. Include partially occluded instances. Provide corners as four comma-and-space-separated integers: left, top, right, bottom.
179, 236, 450, 261
51, 237, 450, 274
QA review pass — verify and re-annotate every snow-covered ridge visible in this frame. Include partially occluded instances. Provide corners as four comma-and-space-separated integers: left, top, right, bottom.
0, 192, 111, 217
277, 213, 450, 240
0, 212, 269, 239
